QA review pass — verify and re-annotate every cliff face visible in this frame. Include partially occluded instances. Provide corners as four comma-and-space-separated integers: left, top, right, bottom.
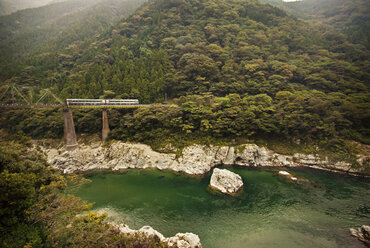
41, 141, 368, 176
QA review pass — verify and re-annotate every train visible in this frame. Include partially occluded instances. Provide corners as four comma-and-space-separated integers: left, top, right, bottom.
66, 99, 139, 106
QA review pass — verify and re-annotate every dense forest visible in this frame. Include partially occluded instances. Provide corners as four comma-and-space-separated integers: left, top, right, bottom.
1, 0, 369, 148
0, 0, 146, 82
261, 0, 370, 49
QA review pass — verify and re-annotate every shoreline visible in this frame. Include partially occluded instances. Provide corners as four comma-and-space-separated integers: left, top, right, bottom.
38, 140, 369, 178
65, 164, 370, 179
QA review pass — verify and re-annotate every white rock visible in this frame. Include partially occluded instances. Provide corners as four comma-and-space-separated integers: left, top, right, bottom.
138, 226, 165, 240
118, 224, 134, 234
177, 145, 219, 174
214, 146, 229, 165
165, 233, 202, 248
224, 146, 236, 165
278, 170, 298, 182
350, 225, 370, 245
114, 223, 202, 248
274, 154, 292, 166
209, 168, 243, 194
278, 171, 291, 176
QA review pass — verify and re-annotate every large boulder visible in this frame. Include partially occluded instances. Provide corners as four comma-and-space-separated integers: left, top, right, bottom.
209, 168, 243, 195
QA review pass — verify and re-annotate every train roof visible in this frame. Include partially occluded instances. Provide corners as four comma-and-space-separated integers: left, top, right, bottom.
66, 99, 139, 100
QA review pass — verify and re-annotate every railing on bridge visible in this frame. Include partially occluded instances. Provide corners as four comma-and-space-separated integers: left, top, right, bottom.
0, 85, 65, 107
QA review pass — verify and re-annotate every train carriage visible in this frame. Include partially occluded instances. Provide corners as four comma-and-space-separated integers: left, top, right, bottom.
67, 99, 139, 106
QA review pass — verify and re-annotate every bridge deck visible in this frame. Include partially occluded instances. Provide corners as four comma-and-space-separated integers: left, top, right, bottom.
0, 104, 170, 109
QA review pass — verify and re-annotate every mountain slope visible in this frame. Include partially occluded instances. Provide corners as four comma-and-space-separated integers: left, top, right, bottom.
0, 0, 55, 15
0, 0, 146, 81
45, 0, 367, 143
260, 0, 370, 49
64, 0, 368, 99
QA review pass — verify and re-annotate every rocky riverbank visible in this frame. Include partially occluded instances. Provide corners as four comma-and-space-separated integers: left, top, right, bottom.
39, 141, 369, 176
114, 224, 202, 248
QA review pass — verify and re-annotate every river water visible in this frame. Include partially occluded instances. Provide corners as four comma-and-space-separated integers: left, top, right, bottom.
75, 167, 369, 248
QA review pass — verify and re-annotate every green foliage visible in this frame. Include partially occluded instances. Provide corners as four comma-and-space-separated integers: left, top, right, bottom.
0, 135, 170, 247
0, 86, 368, 153
1, 0, 369, 104
1, 223, 43, 248
261, 0, 370, 49
0, 0, 146, 90
0, 171, 36, 227
0, 135, 54, 247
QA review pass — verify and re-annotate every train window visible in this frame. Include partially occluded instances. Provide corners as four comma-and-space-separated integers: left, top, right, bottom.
66, 99, 139, 105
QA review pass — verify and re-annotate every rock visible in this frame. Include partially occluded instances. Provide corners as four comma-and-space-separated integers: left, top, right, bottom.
278, 171, 299, 182
278, 170, 320, 186
165, 232, 202, 248
278, 171, 291, 176
38, 141, 368, 176
175, 145, 219, 174
350, 225, 370, 245
117, 224, 134, 234
224, 146, 236, 165
274, 154, 292, 166
294, 153, 319, 165
138, 226, 165, 241
350, 228, 358, 237
364, 225, 370, 239
209, 168, 243, 195
115, 223, 202, 248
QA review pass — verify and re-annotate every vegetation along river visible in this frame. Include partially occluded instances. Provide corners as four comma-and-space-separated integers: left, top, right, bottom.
75, 167, 370, 248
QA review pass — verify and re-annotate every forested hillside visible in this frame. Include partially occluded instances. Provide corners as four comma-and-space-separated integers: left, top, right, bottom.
261, 0, 370, 49
0, 0, 146, 84
60, 0, 369, 142
1, 0, 369, 151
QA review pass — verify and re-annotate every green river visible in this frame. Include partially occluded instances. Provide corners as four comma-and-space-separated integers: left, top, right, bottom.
75, 167, 369, 248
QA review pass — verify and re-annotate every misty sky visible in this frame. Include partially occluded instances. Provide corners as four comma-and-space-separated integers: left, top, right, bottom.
0, 0, 103, 15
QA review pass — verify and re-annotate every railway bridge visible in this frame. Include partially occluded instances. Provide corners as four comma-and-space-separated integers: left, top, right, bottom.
62, 99, 157, 149
0, 87, 168, 149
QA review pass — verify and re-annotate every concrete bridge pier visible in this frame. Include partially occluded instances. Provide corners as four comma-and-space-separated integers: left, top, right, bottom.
102, 109, 110, 142
63, 108, 78, 150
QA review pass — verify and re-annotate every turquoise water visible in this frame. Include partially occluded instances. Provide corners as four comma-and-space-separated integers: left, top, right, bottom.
75, 167, 370, 248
